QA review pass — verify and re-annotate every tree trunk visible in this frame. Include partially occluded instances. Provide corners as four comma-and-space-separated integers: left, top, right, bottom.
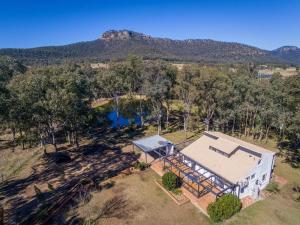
115, 95, 120, 129
74, 129, 80, 149
51, 129, 57, 151
20, 130, 25, 150
244, 107, 249, 136
12, 128, 16, 152
265, 125, 270, 143
258, 128, 264, 142
67, 131, 73, 145
251, 108, 258, 137
40, 134, 47, 154
166, 107, 170, 129
206, 121, 210, 131
184, 115, 188, 140
157, 118, 161, 135
139, 97, 144, 127
231, 115, 235, 135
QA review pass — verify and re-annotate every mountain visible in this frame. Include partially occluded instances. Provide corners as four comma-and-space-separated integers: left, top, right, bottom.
0, 30, 299, 66
271, 46, 300, 65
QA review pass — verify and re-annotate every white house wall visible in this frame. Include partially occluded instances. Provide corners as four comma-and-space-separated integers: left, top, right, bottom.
238, 153, 275, 198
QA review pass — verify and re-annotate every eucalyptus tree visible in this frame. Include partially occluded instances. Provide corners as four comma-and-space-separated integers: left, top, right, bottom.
50, 69, 93, 149
142, 61, 173, 134
176, 65, 198, 139
121, 56, 145, 126
163, 64, 177, 128
94, 65, 128, 129
194, 68, 231, 131
7, 74, 40, 150
283, 75, 300, 147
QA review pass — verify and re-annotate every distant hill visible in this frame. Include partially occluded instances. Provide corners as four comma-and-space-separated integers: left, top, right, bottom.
0, 30, 299, 66
271, 46, 300, 66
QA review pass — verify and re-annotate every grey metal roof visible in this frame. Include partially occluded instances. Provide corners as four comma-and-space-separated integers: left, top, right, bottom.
132, 135, 172, 152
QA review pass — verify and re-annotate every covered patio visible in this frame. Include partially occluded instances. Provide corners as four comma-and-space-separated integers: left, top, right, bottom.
163, 152, 238, 199
132, 135, 174, 163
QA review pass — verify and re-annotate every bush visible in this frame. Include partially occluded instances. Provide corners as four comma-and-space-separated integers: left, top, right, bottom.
266, 181, 280, 193
171, 188, 182, 195
296, 195, 300, 202
134, 162, 149, 171
162, 165, 169, 171
207, 194, 242, 223
48, 183, 55, 192
162, 172, 179, 191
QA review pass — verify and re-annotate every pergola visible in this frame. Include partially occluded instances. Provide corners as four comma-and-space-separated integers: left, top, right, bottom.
132, 135, 173, 163
163, 151, 239, 198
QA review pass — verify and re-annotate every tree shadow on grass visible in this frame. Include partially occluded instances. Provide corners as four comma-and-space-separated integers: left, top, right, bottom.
277, 140, 300, 168
0, 139, 139, 225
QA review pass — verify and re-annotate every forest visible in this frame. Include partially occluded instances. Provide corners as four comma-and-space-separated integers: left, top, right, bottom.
0, 55, 300, 156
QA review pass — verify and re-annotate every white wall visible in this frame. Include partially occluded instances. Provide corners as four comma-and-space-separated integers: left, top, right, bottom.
238, 153, 275, 199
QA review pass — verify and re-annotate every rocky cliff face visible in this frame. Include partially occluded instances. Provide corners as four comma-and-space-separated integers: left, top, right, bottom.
274, 46, 300, 53
272, 46, 300, 65
101, 30, 151, 40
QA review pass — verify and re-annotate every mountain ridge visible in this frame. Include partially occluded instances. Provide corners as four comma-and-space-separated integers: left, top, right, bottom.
0, 30, 299, 66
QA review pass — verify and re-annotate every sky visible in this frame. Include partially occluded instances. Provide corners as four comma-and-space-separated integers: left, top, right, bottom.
0, 0, 299, 50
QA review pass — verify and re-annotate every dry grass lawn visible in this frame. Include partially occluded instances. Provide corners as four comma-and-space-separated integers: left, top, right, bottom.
1, 127, 300, 225
76, 170, 210, 225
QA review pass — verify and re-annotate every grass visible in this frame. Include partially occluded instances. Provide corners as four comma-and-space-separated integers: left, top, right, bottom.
75, 170, 210, 225
265, 181, 280, 193
1, 117, 300, 224
0, 136, 42, 183
222, 136, 300, 225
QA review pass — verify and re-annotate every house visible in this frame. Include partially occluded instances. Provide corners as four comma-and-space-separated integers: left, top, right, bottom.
163, 131, 276, 199
133, 132, 275, 200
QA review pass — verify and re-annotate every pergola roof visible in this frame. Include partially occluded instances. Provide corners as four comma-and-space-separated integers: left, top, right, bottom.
132, 135, 172, 152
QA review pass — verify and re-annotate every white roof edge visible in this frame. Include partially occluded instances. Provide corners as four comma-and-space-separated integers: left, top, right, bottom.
132, 135, 172, 152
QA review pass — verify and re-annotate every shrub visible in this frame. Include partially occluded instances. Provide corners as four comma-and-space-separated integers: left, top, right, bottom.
134, 162, 149, 171
207, 194, 242, 223
296, 195, 300, 202
162, 165, 169, 171
162, 172, 179, 191
172, 188, 182, 195
48, 183, 55, 192
266, 181, 280, 193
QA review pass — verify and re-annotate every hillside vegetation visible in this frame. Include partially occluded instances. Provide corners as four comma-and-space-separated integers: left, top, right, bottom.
1, 30, 300, 66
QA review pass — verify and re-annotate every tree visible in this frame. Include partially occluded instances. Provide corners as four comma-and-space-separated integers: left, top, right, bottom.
94, 65, 128, 129
176, 65, 198, 139
194, 68, 231, 131
142, 61, 173, 134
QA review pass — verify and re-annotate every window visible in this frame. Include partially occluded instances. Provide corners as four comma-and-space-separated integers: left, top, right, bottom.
251, 174, 255, 179
240, 187, 244, 193
262, 173, 267, 181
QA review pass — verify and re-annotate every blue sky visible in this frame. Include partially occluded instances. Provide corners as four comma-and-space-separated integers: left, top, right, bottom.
0, 0, 299, 50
